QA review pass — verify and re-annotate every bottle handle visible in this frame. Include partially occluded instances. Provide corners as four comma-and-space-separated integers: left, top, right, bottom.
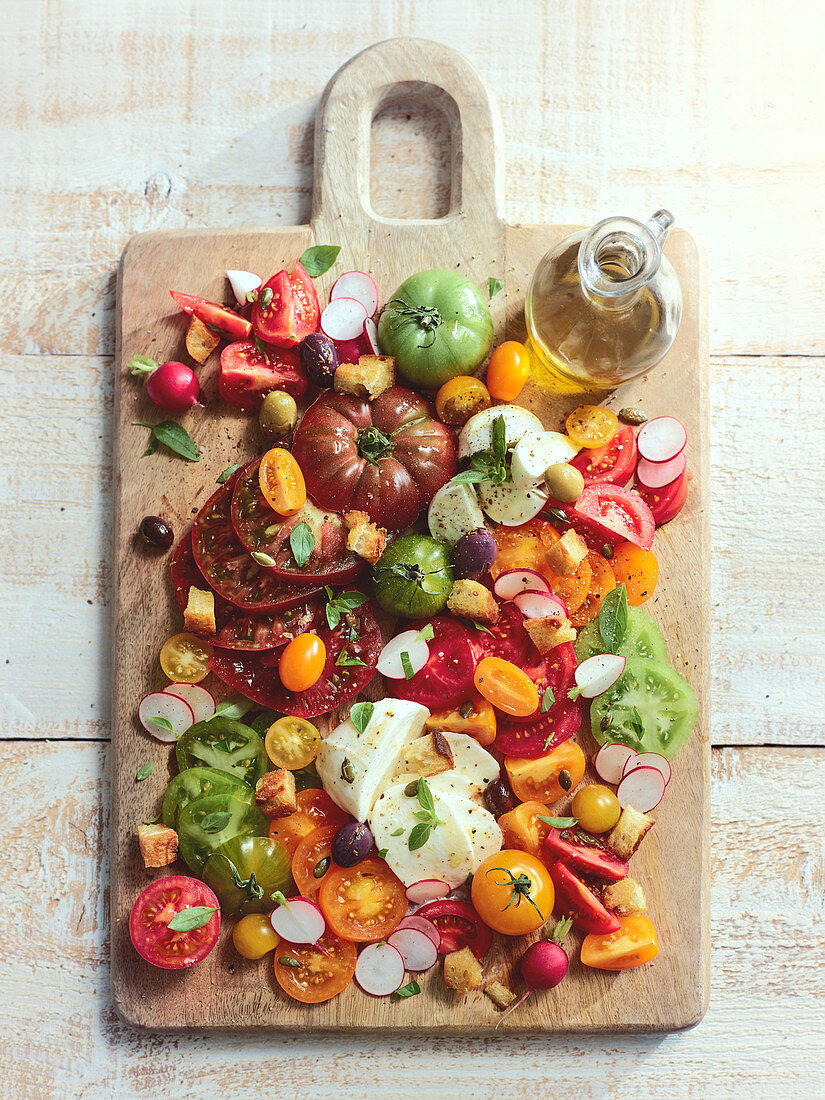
646, 209, 675, 248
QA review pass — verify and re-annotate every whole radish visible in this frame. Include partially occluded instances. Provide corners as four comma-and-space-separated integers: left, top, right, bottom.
499, 918, 572, 1023
129, 355, 200, 413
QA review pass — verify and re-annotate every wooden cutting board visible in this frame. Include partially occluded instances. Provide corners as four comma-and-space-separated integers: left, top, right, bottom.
112, 37, 709, 1032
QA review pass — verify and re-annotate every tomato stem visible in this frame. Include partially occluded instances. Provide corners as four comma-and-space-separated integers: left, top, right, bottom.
485, 867, 545, 922
384, 299, 443, 348
357, 426, 395, 464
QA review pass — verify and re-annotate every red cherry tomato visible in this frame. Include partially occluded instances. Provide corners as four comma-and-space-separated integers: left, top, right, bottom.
169, 290, 251, 339
570, 426, 638, 486
572, 483, 655, 550
486, 341, 530, 402
415, 899, 493, 958
252, 262, 320, 348
636, 466, 689, 525
544, 829, 629, 882
129, 875, 220, 969
279, 632, 326, 691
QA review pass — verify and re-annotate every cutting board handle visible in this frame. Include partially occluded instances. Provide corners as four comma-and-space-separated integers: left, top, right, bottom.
311, 37, 503, 227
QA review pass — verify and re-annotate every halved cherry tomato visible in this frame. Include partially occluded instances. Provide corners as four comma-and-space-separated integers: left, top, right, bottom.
169, 290, 252, 339
159, 632, 213, 684
505, 740, 587, 805
129, 875, 220, 969
566, 405, 619, 449
570, 550, 616, 628
318, 858, 407, 942
486, 341, 530, 402
291, 825, 339, 900
268, 789, 350, 857
573, 483, 655, 550
544, 828, 628, 882
218, 341, 307, 411
424, 694, 497, 747
610, 543, 658, 605
259, 447, 306, 517
539, 525, 592, 613
252, 262, 320, 348
497, 801, 555, 860
550, 859, 621, 935
274, 930, 356, 1002
581, 913, 658, 970
474, 656, 540, 718
471, 850, 554, 935
415, 899, 493, 958
636, 466, 689, 525
265, 716, 321, 770
435, 375, 491, 426
570, 425, 638, 486
279, 633, 326, 692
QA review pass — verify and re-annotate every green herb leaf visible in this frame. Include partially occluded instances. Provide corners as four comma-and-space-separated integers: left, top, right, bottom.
350, 701, 374, 735
128, 355, 158, 376
541, 686, 555, 713
149, 716, 174, 733
336, 647, 366, 668
377, 848, 389, 859
143, 812, 161, 825
325, 589, 368, 629
492, 415, 507, 463
545, 507, 569, 525
400, 651, 414, 680
539, 816, 579, 829
135, 762, 154, 782
415, 624, 435, 643
450, 468, 490, 485
299, 245, 341, 277
133, 420, 200, 462
289, 521, 315, 568
167, 906, 218, 932
391, 980, 421, 1002
254, 335, 271, 361
408, 822, 432, 851
623, 706, 645, 740
416, 777, 435, 814
390, 828, 404, 837
246, 288, 259, 304
487, 277, 504, 299
142, 438, 159, 458
213, 696, 253, 720
217, 462, 240, 484
200, 811, 232, 833
599, 583, 629, 654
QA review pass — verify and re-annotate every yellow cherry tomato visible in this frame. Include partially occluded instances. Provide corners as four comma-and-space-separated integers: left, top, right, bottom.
233, 913, 280, 960
505, 740, 587, 805
571, 783, 621, 834
471, 850, 554, 935
259, 447, 306, 516
473, 656, 540, 718
435, 375, 491, 426
581, 914, 658, 971
265, 716, 321, 769
565, 405, 619, 449
159, 632, 213, 684
486, 341, 530, 401
278, 633, 326, 692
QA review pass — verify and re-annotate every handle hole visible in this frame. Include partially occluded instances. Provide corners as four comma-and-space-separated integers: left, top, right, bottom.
370, 98, 451, 220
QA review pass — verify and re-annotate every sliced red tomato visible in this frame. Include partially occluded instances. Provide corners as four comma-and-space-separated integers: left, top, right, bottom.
570, 426, 638, 486
572, 484, 655, 550
169, 290, 251, 339
210, 597, 381, 718
636, 466, 689, 525
318, 858, 407, 942
415, 899, 493, 959
129, 875, 220, 970
518, 644, 578, 723
252, 262, 320, 347
544, 829, 629, 882
387, 616, 477, 709
230, 459, 362, 584
549, 859, 621, 935
496, 699, 582, 758
218, 341, 307, 411
472, 601, 529, 667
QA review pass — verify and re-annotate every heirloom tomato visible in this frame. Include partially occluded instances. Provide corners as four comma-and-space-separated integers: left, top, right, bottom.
372, 534, 453, 618
129, 876, 220, 970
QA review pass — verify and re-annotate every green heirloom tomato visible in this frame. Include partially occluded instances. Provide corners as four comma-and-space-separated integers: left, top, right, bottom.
378, 270, 493, 389
372, 534, 454, 619
161, 766, 253, 828
175, 718, 268, 787
574, 606, 669, 665
203, 835, 292, 915
177, 791, 269, 873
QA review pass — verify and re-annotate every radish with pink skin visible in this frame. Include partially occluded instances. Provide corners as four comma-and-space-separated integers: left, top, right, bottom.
405, 879, 451, 905
636, 451, 687, 489
617, 765, 666, 813
331, 271, 379, 317
355, 941, 406, 996
163, 682, 215, 724
623, 751, 672, 787
363, 316, 381, 354
499, 919, 572, 1022
636, 416, 687, 463
129, 356, 200, 413
514, 590, 568, 620
493, 569, 552, 602
573, 654, 626, 698
138, 691, 194, 741
377, 630, 430, 680
594, 743, 638, 785
387, 927, 438, 971
396, 915, 441, 950
226, 269, 261, 306
321, 297, 368, 342
269, 892, 326, 944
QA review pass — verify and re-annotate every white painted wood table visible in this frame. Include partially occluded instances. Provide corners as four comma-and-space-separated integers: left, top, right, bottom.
2, 1, 823, 1096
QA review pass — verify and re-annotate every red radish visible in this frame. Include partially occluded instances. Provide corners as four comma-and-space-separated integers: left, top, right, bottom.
333, 336, 367, 364
623, 751, 672, 786
493, 569, 551, 602
499, 919, 571, 1023
617, 765, 666, 813
574, 654, 626, 698
514, 590, 567, 620
130, 356, 200, 413
354, 941, 405, 996
163, 682, 215, 724
226, 269, 261, 306
594, 743, 637, 785
138, 691, 194, 741
636, 416, 687, 463
636, 452, 687, 489
321, 297, 368, 341
363, 316, 381, 354
387, 927, 438, 971
396, 915, 441, 950
405, 879, 451, 905
331, 271, 379, 318
377, 630, 430, 680
269, 894, 326, 943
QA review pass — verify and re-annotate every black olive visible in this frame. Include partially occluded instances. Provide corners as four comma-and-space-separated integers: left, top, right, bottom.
484, 777, 515, 817
331, 822, 373, 867
139, 515, 173, 549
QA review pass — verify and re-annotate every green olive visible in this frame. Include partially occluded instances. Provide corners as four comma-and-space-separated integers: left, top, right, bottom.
259, 391, 298, 436
544, 462, 585, 502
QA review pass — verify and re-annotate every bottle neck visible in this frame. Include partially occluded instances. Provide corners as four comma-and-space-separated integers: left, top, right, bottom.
578, 210, 673, 312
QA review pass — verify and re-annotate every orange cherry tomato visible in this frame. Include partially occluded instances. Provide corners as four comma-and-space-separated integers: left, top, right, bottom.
268, 789, 350, 857
610, 544, 659, 605
159, 632, 213, 684
435, 375, 491, 426
318, 858, 407, 942
580, 913, 659, 971
539, 525, 593, 614
424, 694, 497, 747
259, 447, 306, 516
505, 740, 587, 805
486, 341, 530, 402
497, 800, 555, 860
570, 550, 617, 628
273, 930, 356, 1002
565, 405, 619, 449
473, 656, 540, 718
471, 850, 554, 935
278, 632, 326, 692
291, 825, 339, 900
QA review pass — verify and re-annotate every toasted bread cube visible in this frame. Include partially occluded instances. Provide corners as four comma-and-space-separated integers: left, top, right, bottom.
183, 586, 216, 635
447, 580, 500, 625
255, 768, 298, 819
444, 947, 483, 995
524, 614, 577, 654
343, 509, 388, 566
137, 823, 179, 868
484, 980, 516, 1009
607, 805, 655, 860
602, 877, 648, 915
544, 529, 588, 575
334, 355, 396, 400
397, 731, 454, 778
185, 316, 220, 364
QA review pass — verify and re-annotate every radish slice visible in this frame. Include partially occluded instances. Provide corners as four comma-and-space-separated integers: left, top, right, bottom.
363, 316, 381, 354
226, 269, 261, 306
138, 691, 194, 742
405, 879, 451, 905
617, 766, 666, 813
574, 654, 626, 698
333, 336, 367, 364
594, 743, 637, 785
355, 941, 405, 996
493, 569, 551, 601
396, 915, 441, 950
387, 928, 438, 971
514, 590, 568, 620
321, 297, 368, 341
377, 630, 430, 680
163, 682, 215, 724
269, 897, 326, 943
636, 416, 687, 463
623, 752, 672, 786
331, 271, 379, 318
636, 452, 687, 489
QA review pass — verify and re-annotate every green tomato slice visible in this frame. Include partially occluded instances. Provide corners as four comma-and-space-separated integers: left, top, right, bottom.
177, 791, 269, 873
175, 718, 268, 787
575, 606, 669, 664
161, 766, 253, 828
202, 835, 292, 915
590, 657, 699, 761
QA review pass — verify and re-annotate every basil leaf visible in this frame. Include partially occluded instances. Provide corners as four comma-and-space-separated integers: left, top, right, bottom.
400, 651, 414, 680
150, 717, 174, 733
487, 277, 504, 299
167, 906, 219, 932
336, 648, 366, 668
213, 697, 253, 720
350, 701, 374, 734
143, 812, 161, 825
390, 828, 404, 837
325, 589, 368, 629
289, 521, 315, 568
416, 777, 435, 814
377, 848, 389, 859
415, 624, 435, 642
299, 245, 341, 277
492, 415, 507, 463
599, 583, 629, 654
391, 980, 421, 1002
133, 420, 200, 462
217, 462, 240, 484
200, 811, 232, 833
451, 469, 489, 485
539, 816, 579, 829
128, 355, 157, 376
135, 762, 154, 782
408, 822, 432, 851
541, 686, 555, 713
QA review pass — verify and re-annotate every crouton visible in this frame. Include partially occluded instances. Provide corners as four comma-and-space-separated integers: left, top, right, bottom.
607, 805, 655, 860
447, 580, 500, 625
343, 509, 388, 566
524, 614, 577, 654
185, 316, 220, 364
396, 731, 454, 778
255, 768, 298, 819
334, 355, 396, 399
183, 586, 216, 635
444, 947, 483, 995
137, 823, 178, 868
544, 529, 588, 575
484, 980, 516, 1009
602, 877, 648, 915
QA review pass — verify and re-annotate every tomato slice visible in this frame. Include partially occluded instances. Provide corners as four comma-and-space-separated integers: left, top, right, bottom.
218, 341, 307, 411
570, 426, 638, 486
518, 644, 578, 724
572, 484, 655, 550
291, 825, 340, 900
636, 466, 689, 525
496, 699, 582, 758
274, 931, 356, 1003
581, 914, 659, 971
387, 616, 477, 709
549, 859, 621, 935
129, 875, 221, 969
269, 790, 351, 857
252, 262, 320, 347
415, 899, 493, 958
318, 858, 407, 942
544, 829, 629, 882
230, 460, 362, 584
472, 600, 529, 666
169, 290, 251, 339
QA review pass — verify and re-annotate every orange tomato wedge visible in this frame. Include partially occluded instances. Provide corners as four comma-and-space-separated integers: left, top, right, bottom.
581, 913, 659, 971
570, 550, 616, 628
610, 544, 658, 605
